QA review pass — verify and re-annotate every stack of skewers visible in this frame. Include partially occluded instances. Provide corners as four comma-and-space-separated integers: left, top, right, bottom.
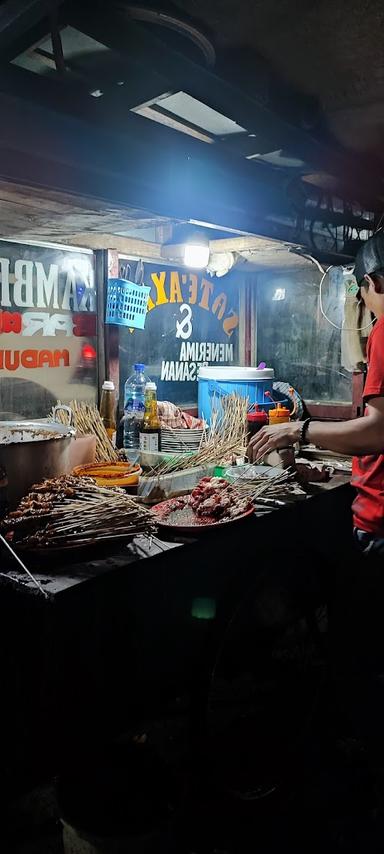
232, 467, 305, 510
139, 391, 307, 510
51, 401, 119, 462
2, 475, 156, 551
143, 392, 248, 479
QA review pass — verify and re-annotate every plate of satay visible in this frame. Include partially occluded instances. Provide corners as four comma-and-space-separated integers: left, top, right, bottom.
151, 476, 254, 533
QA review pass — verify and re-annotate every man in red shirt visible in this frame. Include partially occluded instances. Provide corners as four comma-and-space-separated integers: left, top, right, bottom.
248, 231, 384, 555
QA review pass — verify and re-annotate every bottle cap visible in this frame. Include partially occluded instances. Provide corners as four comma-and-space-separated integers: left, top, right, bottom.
145, 382, 157, 391
134, 363, 145, 372
247, 410, 268, 423
273, 405, 290, 416
102, 380, 115, 390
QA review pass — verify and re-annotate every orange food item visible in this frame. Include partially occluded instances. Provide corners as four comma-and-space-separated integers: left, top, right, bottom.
72, 461, 141, 487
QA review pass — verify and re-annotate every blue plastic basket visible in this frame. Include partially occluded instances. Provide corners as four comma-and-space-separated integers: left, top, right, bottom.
105, 278, 151, 329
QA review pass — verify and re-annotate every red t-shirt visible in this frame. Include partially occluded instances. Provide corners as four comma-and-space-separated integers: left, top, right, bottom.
352, 316, 384, 535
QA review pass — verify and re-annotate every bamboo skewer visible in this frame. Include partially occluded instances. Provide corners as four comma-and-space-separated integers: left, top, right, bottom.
141, 393, 301, 505
143, 392, 249, 479
2, 476, 156, 550
234, 467, 304, 505
0, 533, 48, 597
51, 401, 119, 462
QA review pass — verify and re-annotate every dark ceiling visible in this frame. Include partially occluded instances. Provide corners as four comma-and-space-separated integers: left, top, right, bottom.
170, 0, 384, 161
0, 0, 382, 258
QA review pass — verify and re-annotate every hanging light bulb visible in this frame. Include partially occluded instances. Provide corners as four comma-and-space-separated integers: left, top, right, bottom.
183, 231, 210, 269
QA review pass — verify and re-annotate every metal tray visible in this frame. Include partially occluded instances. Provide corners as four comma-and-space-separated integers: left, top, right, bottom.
13, 536, 137, 565
151, 497, 254, 534
300, 447, 352, 462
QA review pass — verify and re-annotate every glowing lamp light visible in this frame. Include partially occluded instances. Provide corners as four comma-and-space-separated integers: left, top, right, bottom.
191, 597, 216, 620
183, 233, 210, 269
82, 344, 97, 360
272, 287, 286, 301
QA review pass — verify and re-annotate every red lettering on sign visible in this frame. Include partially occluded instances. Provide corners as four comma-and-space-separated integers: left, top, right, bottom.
0, 310, 22, 334
4, 351, 20, 371
37, 350, 54, 368
73, 313, 97, 337
0, 348, 70, 371
53, 349, 70, 367
21, 350, 39, 368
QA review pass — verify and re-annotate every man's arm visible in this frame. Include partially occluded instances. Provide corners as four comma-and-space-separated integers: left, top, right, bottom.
247, 397, 384, 462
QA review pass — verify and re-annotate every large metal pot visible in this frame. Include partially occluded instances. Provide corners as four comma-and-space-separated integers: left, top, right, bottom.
0, 406, 76, 509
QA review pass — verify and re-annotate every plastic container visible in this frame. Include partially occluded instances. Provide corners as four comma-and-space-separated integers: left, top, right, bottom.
69, 435, 97, 470
246, 405, 268, 441
99, 380, 116, 445
268, 405, 290, 425
123, 364, 149, 460
105, 278, 151, 329
72, 461, 141, 487
137, 464, 216, 504
198, 366, 275, 424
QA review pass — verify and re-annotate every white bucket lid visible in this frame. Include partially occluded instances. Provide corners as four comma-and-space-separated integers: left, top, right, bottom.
198, 366, 274, 381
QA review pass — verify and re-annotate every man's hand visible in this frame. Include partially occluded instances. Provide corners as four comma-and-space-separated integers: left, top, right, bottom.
247, 397, 384, 463
247, 422, 301, 462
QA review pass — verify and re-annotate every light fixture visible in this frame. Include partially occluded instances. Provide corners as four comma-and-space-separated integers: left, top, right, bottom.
272, 287, 286, 301
183, 231, 210, 269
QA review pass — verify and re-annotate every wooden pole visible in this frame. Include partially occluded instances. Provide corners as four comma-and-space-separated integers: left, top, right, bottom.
95, 249, 108, 402
105, 249, 120, 401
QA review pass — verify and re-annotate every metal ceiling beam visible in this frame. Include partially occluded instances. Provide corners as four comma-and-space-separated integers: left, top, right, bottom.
0, 0, 64, 60
0, 65, 374, 253
65, 1, 383, 209
0, 89, 296, 237
0, 0, 61, 37
0, 68, 375, 260
0, 62, 292, 212
0, 61, 93, 114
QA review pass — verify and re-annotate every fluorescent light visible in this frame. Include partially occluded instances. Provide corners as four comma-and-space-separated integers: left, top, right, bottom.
157, 92, 246, 136
184, 243, 210, 269
272, 288, 286, 301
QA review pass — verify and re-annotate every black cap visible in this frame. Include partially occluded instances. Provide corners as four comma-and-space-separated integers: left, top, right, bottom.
354, 231, 384, 285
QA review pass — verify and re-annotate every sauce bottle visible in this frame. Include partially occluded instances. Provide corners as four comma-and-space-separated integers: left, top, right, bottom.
99, 380, 117, 445
139, 382, 161, 453
246, 405, 268, 442
268, 404, 290, 426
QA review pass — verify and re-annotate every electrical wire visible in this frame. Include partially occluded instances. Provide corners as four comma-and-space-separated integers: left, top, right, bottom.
319, 266, 373, 333
290, 250, 373, 333
293, 250, 325, 275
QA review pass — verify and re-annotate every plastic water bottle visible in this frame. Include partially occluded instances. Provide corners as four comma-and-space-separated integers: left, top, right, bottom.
123, 363, 148, 459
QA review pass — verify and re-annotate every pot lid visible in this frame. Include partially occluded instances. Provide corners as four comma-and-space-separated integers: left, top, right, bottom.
198, 366, 275, 380
0, 420, 75, 445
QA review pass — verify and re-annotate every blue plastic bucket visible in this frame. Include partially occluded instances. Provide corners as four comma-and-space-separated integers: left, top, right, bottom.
198, 366, 275, 423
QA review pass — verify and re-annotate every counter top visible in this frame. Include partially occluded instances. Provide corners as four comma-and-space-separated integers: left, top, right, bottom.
0, 471, 355, 784
0, 473, 352, 600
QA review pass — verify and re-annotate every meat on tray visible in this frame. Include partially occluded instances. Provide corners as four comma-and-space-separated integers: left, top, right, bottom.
160, 477, 252, 524
189, 477, 251, 520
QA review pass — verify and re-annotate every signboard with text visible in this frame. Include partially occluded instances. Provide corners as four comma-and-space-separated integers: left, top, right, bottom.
118, 263, 240, 407
0, 242, 97, 419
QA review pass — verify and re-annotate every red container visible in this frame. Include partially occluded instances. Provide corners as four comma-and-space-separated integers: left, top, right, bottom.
247, 406, 268, 441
